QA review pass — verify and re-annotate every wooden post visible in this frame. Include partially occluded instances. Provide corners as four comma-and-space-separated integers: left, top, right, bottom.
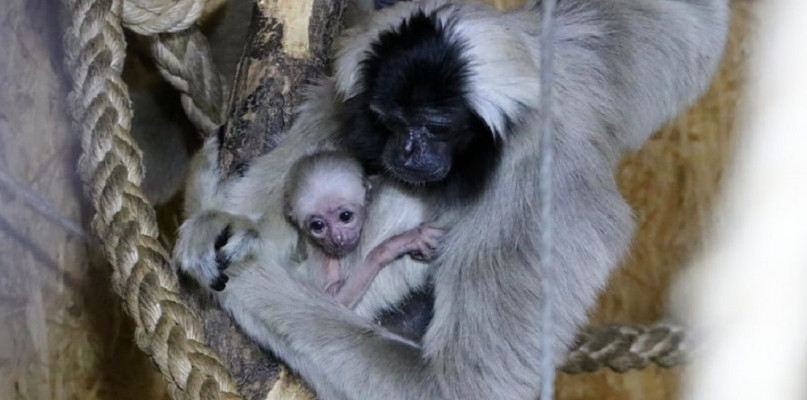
184, 1, 348, 398
219, 0, 348, 175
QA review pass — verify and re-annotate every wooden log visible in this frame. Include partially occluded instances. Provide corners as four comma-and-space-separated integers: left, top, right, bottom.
218, 0, 349, 175
181, 1, 348, 399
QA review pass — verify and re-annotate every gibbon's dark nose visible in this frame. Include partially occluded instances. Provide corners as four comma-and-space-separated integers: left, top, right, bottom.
402, 143, 433, 171
403, 148, 420, 169
403, 138, 415, 156
403, 126, 428, 158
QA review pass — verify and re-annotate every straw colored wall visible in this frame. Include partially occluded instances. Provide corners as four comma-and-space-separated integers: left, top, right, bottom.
556, 1, 753, 399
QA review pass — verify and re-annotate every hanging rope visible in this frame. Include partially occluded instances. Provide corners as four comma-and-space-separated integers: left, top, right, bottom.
537, 0, 559, 397
147, 29, 227, 135
122, 0, 227, 136
62, 0, 242, 398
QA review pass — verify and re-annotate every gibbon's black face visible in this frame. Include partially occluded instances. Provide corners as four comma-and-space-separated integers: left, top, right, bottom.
371, 100, 473, 184
341, 11, 500, 200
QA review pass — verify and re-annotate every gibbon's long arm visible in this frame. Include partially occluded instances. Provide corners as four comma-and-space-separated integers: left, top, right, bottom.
175, 0, 729, 399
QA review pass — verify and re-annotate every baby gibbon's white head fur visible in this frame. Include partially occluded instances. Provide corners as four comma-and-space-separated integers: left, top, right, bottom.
285, 152, 367, 219
284, 151, 370, 257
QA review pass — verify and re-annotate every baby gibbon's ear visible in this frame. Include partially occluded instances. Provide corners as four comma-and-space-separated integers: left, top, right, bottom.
283, 198, 297, 225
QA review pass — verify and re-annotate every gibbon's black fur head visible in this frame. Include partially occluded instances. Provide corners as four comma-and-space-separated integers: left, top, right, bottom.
340, 10, 501, 202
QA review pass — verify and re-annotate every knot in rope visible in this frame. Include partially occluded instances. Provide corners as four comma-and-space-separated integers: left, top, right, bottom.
122, 0, 205, 35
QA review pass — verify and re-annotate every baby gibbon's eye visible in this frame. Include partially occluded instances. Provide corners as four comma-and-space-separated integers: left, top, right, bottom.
309, 220, 326, 233
339, 211, 354, 223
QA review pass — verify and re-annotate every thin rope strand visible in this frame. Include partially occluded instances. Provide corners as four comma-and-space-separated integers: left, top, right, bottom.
537, 0, 558, 398
0, 168, 93, 241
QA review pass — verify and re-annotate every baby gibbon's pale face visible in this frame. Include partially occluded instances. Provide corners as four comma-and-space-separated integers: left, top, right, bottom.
299, 185, 366, 258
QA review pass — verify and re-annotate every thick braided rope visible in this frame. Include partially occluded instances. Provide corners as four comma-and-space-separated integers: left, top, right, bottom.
63, 0, 243, 398
122, 0, 205, 35
147, 29, 226, 135
562, 322, 688, 374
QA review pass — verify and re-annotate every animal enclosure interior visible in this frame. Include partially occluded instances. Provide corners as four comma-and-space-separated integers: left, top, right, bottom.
0, 0, 753, 399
